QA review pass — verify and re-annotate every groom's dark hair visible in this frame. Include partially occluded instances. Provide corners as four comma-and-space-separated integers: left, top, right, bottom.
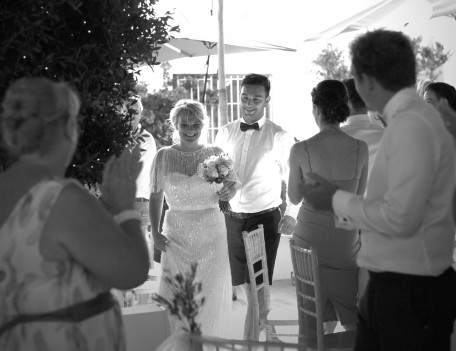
241, 73, 271, 97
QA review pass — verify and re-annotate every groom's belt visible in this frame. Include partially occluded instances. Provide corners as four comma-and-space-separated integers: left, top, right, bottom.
229, 207, 278, 219
135, 197, 149, 202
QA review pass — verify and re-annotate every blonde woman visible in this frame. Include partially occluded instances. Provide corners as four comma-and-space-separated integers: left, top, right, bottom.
0, 77, 149, 350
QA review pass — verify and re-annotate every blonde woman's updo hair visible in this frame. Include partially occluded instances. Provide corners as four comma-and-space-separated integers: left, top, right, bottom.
1, 77, 81, 156
168, 99, 210, 143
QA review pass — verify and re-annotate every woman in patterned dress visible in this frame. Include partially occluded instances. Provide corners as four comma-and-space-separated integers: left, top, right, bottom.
149, 100, 235, 337
0, 77, 149, 350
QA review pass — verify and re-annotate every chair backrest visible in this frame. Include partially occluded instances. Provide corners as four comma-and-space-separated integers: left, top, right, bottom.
242, 224, 271, 314
289, 239, 325, 351
190, 334, 303, 350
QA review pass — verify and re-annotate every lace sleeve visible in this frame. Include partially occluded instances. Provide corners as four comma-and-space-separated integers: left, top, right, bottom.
149, 148, 166, 193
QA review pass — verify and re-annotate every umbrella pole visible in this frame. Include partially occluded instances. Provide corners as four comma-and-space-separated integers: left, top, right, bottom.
217, 0, 228, 127
202, 54, 211, 104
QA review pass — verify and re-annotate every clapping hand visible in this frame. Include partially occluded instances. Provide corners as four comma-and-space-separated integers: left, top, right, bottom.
299, 173, 338, 213
100, 145, 143, 213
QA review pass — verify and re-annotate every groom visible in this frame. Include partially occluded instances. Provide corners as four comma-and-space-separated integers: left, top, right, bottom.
215, 73, 298, 340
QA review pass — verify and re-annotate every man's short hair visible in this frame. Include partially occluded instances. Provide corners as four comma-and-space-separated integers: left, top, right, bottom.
350, 29, 416, 91
241, 73, 271, 96
426, 82, 456, 111
343, 77, 366, 110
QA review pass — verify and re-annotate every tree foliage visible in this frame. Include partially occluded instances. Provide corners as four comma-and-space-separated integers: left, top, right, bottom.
411, 36, 452, 80
312, 44, 349, 81
140, 87, 188, 149
312, 36, 451, 83
0, 0, 178, 186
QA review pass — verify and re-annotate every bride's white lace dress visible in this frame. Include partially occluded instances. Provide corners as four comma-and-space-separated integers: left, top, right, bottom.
150, 145, 232, 337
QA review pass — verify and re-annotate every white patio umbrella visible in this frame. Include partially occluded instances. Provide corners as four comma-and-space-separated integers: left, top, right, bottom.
155, 34, 295, 63
154, 22, 296, 125
302, 0, 456, 42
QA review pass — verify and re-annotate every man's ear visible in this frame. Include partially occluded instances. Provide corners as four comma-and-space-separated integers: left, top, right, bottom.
265, 95, 271, 106
440, 98, 450, 111
362, 73, 376, 91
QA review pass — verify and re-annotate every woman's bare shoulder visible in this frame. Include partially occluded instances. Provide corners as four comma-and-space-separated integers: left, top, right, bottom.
291, 139, 308, 151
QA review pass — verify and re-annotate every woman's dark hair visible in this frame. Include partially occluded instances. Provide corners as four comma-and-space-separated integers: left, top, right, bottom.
311, 79, 350, 124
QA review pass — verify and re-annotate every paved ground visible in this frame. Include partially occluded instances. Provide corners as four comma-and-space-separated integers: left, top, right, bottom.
141, 267, 456, 349
222, 279, 300, 343
224, 279, 456, 350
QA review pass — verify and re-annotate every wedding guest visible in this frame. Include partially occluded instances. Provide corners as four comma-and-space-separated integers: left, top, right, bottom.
149, 99, 235, 337
424, 82, 456, 226
342, 77, 384, 302
417, 78, 435, 98
342, 77, 384, 176
288, 79, 368, 337
215, 73, 299, 340
299, 29, 456, 350
0, 77, 148, 350
129, 98, 157, 269
423, 82, 456, 139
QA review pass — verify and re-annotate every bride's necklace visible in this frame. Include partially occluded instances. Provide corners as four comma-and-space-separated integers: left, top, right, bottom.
172, 144, 205, 153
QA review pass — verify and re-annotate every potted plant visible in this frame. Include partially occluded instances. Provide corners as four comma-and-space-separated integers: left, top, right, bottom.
153, 262, 204, 351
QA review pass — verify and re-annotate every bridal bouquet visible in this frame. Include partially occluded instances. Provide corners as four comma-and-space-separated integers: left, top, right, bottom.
197, 153, 238, 213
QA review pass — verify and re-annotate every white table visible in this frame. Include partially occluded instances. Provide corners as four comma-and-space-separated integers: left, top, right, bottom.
122, 303, 171, 351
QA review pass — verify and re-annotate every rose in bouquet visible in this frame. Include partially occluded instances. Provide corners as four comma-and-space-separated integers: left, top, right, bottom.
197, 153, 238, 213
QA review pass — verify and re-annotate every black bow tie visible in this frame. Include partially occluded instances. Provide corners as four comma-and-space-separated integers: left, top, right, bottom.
240, 122, 259, 132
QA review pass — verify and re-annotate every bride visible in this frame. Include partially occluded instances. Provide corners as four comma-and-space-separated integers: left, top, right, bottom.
149, 99, 235, 337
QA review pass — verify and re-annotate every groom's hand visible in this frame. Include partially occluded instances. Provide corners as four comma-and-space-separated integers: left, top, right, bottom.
299, 173, 338, 213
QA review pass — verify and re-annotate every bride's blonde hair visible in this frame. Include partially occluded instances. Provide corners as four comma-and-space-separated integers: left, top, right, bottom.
168, 99, 210, 144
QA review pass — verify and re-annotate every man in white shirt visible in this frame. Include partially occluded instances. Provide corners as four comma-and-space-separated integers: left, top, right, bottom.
342, 77, 384, 177
215, 73, 298, 340
299, 30, 456, 350
342, 77, 385, 302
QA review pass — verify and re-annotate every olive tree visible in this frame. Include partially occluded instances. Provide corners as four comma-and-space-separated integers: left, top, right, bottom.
0, 0, 178, 187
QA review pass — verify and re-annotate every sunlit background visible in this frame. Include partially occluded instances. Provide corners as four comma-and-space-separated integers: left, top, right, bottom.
138, 0, 456, 141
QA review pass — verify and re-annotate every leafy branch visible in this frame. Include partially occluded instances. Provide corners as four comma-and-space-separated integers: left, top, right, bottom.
153, 262, 205, 335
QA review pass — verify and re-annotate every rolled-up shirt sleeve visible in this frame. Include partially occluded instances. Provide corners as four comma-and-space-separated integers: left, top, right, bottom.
333, 114, 440, 238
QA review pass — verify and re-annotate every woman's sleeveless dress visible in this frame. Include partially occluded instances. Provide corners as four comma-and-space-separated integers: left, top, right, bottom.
293, 140, 362, 326
0, 179, 125, 351
150, 145, 232, 337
